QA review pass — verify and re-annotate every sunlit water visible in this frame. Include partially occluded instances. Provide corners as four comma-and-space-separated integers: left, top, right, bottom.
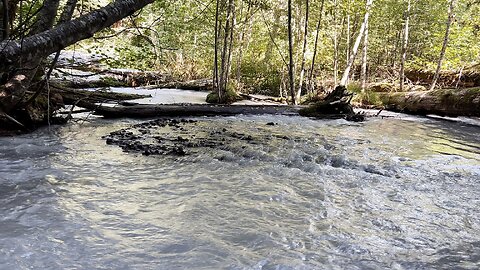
1, 114, 479, 269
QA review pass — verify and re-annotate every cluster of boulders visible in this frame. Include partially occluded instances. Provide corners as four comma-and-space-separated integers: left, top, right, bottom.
102, 118, 284, 156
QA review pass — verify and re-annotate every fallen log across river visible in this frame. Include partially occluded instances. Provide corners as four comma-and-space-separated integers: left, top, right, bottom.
94, 104, 302, 118
373, 88, 480, 117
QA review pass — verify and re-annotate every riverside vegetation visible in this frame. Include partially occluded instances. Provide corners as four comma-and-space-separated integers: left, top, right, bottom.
0, 0, 479, 133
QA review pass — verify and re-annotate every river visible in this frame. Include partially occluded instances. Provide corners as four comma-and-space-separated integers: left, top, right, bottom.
1, 100, 479, 269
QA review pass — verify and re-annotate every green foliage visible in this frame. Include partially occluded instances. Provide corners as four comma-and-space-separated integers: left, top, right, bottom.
206, 82, 242, 104
72, 0, 480, 95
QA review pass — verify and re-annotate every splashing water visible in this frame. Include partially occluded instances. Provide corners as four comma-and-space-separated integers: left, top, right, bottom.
1, 114, 479, 269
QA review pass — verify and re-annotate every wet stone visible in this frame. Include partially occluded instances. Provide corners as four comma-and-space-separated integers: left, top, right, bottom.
103, 118, 292, 158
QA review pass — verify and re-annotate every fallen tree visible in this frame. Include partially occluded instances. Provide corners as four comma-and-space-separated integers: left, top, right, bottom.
372, 88, 480, 117
94, 103, 301, 118
51, 84, 150, 110
147, 78, 213, 91
405, 69, 480, 88
52, 67, 169, 88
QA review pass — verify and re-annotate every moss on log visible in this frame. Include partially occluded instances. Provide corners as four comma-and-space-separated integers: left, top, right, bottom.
373, 88, 480, 116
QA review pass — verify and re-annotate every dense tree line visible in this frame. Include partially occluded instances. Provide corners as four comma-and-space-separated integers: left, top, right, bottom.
79, 0, 480, 96
1, 0, 479, 130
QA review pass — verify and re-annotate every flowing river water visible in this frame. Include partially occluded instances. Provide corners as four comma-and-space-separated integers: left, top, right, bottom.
1, 105, 479, 269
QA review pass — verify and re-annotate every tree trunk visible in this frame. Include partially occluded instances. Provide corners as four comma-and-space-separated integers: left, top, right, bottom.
295, 0, 309, 104
373, 88, 480, 117
346, 14, 350, 65
236, 3, 254, 86
399, 0, 411, 92
1, 0, 9, 40
0, 0, 154, 129
287, 0, 296, 104
30, 0, 61, 35
340, 0, 373, 86
430, 0, 456, 91
360, 5, 369, 92
308, 0, 325, 94
213, 0, 220, 93
217, 0, 235, 103
0, 0, 155, 73
94, 103, 301, 118
333, 0, 338, 85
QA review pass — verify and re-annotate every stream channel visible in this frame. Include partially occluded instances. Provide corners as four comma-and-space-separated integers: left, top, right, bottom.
1, 88, 479, 269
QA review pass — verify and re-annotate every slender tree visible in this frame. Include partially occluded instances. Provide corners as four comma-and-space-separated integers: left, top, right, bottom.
430, 0, 457, 91
308, 0, 325, 93
399, 0, 412, 92
333, 0, 338, 85
296, 0, 309, 104
340, 0, 373, 86
360, 1, 370, 92
1, 0, 9, 40
287, 0, 295, 104
213, 0, 220, 93
236, 2, 254, 87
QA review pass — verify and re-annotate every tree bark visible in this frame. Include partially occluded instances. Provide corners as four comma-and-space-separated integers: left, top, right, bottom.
94, 103, 301, 118
295, 0, 309, 104
213, 0, 220, 93
0, 0, 154, 129
30, 0, 61, 35
0, 0, 155, 73
340, 0, 373, 86
287, 0, 296, 104
236, 3, 254, 86
399, 0, 411, 92
430, 0, 456, 91
374, 88, 480, 117
1, 0, 9, 40
308, 0, 325, 94
360, 4, 370, 92
333, 0, 338, 85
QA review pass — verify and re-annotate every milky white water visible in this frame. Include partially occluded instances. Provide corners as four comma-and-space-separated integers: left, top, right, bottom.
0, 112, 479, 269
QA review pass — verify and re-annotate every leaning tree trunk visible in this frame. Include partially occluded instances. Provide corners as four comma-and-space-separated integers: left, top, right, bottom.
308, 0, 325, 94
430, 0, 456, 91
0, 0, 154, 130
0, 0, 154, 73
340, 0, 373, 86
236, 3, 254, 87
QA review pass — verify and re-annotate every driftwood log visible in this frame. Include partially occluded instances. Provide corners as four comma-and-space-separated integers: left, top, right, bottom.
299, 85, 365, 121
405, 69, 480, 88
374, 88, 480, 117
94, 104, 300, 118
51, 68, 169, 88
147, 78, 213, 91
49, 84, 150, 111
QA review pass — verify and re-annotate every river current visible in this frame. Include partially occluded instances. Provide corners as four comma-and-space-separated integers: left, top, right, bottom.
1, 113, 479, 269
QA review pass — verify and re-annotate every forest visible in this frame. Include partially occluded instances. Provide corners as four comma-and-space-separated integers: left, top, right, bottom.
0, 0, 479, 131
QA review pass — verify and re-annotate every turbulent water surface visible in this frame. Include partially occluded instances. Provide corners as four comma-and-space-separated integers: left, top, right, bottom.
1, 113, 479, 269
